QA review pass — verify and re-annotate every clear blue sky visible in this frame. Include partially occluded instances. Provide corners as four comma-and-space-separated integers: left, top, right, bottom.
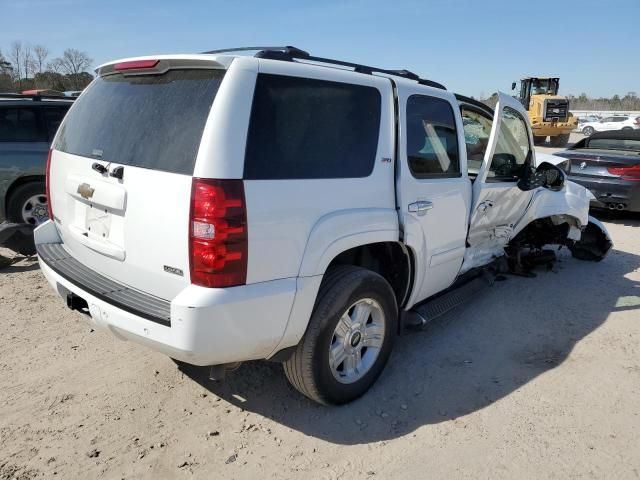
1, 0, 638, 98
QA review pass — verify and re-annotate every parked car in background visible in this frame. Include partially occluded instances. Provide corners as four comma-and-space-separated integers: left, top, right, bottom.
581, 115, 639, 136
0, 93, 73, 225
554, 130, 640, 212
577, 115, 601, 126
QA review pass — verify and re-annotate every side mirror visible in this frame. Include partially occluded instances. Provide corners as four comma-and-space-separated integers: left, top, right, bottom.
511, 82, 517, 91
517, 162, 565, 192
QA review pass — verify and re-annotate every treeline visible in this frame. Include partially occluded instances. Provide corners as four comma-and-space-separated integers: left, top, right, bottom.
0, 41, 94, 93
481, 91, 640, 111
566, 93, 640, 111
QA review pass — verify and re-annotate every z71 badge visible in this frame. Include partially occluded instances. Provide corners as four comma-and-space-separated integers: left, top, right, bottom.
163, 265, 184, 276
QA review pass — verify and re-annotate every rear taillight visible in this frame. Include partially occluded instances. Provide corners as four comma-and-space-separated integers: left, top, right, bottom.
607, 164, 640, 180
189, 179, 247, 288
45, 149, 53, 219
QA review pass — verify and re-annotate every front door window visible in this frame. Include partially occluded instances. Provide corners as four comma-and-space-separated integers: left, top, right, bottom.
487, 106, 532, 181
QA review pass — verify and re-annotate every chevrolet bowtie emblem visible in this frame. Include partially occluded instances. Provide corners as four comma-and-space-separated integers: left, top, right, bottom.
77, 183, 95, 199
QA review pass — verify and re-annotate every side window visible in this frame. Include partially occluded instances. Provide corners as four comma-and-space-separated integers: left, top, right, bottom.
460, 107, 493, 177
487, 106, 531, 181
406, 95, 460, 178
0, 108, 43, 142
43, 106, 69, 141
613, 117, 627, 123
244, 74, 381, 180
602, 117, 614, 122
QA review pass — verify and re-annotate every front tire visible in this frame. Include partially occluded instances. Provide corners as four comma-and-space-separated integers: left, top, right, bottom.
283, 266, 397, 405
582, 126, 595, 137
550, 133, 571, 148
533, 135, 547, 146
569, 223, 611, 261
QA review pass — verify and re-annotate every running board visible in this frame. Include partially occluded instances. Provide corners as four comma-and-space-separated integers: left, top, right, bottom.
402, 273, 493, 331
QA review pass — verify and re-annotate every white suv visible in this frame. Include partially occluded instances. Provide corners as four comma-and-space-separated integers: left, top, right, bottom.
36, 47, 611, 405
581, 115, 640, 136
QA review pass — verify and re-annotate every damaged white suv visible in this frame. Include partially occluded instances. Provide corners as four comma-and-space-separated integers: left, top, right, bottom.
36, 47, 611, 405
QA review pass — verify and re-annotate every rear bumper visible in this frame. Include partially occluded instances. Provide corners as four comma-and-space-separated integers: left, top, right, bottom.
567, 176, 640, 212
36, 223, 296, 366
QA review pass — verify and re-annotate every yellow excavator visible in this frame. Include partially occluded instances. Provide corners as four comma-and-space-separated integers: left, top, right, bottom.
512, 77, 577, 147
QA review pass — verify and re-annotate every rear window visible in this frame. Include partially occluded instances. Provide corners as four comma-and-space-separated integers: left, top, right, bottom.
244, 74, 381, 180
54, 69, 225, 175
43, 106, 70, 141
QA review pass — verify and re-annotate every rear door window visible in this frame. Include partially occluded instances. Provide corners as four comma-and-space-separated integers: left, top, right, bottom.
54, 69, 225, 175
0, 107, 44, 142
244, 74, 381, 179
43, 105, 70, 141
406, 95, 460, 178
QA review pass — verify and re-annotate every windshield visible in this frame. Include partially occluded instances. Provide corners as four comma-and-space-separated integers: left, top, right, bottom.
54, 68, 225, 175
586, 137, 640, 152
529, 78, 559, 96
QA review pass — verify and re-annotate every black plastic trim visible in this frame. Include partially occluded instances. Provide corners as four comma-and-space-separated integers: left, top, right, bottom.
37, 243, 171, 327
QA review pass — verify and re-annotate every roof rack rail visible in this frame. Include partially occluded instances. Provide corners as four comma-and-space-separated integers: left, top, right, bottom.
0, 93, 75, 101
202, 46, 446, 90
201, 46, 310, 56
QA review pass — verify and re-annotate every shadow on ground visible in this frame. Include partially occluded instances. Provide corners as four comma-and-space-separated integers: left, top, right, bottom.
0, 256, 39, 273
179, 245, 640, 445
590, 209, 640, 227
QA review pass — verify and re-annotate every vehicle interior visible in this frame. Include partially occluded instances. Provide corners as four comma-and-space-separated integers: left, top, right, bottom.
457, 97, 531, 183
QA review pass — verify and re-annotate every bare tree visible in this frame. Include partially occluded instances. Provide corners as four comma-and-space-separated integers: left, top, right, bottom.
51, 48, 93, 76
23, 44, 33, 80
31, 44, 49, 75
8, 41, 24, 87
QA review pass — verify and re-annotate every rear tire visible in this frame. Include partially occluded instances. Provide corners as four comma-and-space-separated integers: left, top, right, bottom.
283, 266, 397, 405
549, 133, 571, 148
6, 181, 48, 225
582, 126, 595, 137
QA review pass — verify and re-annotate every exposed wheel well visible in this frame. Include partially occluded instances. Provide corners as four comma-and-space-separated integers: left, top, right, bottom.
4, 175, 45, 217
325, 242, 413, 308
509, 215, 581, 248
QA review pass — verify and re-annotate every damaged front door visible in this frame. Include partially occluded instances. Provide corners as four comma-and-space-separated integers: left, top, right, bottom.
462, 92, 536, 272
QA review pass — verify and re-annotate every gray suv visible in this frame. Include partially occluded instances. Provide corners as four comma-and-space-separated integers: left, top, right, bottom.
0, 94, 73, 225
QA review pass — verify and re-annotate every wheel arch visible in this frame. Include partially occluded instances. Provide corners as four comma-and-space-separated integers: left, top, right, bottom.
268, 239, 413, 361
268, 206, 415, 360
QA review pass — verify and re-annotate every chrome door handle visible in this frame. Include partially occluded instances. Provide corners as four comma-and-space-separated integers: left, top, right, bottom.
408, 200, 433, 213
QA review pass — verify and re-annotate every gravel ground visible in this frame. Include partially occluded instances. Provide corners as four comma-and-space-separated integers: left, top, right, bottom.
1, 210, 639, 479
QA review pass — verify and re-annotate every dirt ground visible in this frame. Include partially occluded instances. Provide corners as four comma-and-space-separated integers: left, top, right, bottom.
1, 210, 639, 480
